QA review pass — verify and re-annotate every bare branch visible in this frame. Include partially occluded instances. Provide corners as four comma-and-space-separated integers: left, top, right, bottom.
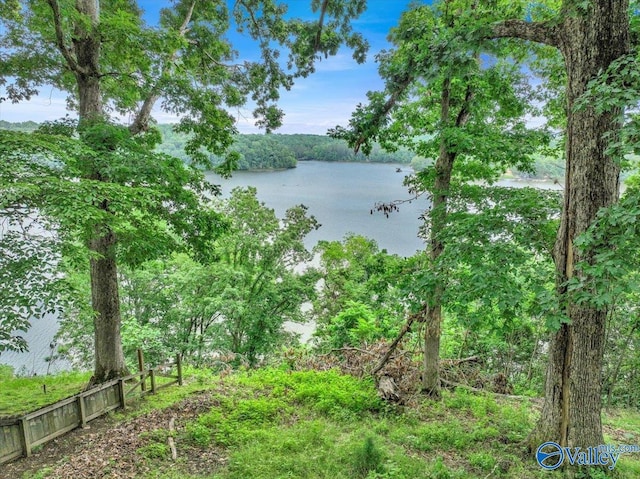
179, 0, 196, 35
372, 306, 425, 376
330, 347, 378, 356
46, 0, 86, 74
314, 0, 330, 52
490, 19, 560, 48
130, 1, 196, 134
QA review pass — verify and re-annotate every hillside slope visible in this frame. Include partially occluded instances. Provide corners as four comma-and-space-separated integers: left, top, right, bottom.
4, 368, 640, 479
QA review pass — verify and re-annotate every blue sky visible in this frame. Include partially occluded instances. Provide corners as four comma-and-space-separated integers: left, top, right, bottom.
0, 1, 421, 134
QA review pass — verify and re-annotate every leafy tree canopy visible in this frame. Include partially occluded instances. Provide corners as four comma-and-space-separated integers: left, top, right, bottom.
0, 119, 223, 352
57, 187, 320, 368
0, 0, 370, 375
0, 0, 369, 163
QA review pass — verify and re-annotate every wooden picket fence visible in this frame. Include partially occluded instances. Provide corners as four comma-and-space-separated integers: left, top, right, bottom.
0, 352, 182, 465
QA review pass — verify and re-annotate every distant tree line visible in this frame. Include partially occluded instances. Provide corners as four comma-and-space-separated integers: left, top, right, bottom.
0, 120, 40, 132
154, 124, 414, 169
0, 121, 565, 175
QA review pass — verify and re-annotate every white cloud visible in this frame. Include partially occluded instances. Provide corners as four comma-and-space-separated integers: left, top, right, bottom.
0, 96, 72, 123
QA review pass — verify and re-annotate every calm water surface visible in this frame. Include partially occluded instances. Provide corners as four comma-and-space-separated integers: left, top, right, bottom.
208, 161, 428, 256
1, 162, 559, 374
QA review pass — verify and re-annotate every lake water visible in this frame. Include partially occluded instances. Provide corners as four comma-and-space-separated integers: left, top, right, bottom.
208, 161, 428, 256
0, 161, 559, 374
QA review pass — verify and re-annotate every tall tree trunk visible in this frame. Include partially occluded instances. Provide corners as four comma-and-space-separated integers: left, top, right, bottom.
73, 0, 129, 382
422, 75, 472, 397
421, 91, 454, 396
527, 1, 629, 451
90, 228, 127, 380
491, 0, 629, 453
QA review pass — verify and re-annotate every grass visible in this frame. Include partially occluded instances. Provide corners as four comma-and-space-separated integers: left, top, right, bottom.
0, 365, 179, 417
133, 368, 557, 479
0, 370, 92, 416
602, 409, 640, 478
160, 369, 640, 478
6, 366, 640, 478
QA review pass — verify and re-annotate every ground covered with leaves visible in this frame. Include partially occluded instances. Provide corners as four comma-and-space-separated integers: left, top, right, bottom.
3, 366, 640, 479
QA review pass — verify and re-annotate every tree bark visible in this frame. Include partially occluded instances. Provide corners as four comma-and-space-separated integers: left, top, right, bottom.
68, 0, 129, 382
508, 1, 629, 452
545, 3, 625, 452
90, 228, 127, 380
422, 76, 474, 397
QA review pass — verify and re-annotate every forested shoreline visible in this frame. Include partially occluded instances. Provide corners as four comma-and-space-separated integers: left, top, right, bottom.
0, 121, 565, 177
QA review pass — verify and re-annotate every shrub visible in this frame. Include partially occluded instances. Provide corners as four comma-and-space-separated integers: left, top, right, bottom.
351, 436, 384, 478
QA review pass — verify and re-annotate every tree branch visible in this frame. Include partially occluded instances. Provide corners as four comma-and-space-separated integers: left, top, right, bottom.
179, 1, 196, 35
371, 307, 422, 376
353, 72, 413, 153
455, 82, 475, 128
314, 0, 330, 52
46, 0, 86, 75
129, 0, 196, 135
490, 19, 560, 48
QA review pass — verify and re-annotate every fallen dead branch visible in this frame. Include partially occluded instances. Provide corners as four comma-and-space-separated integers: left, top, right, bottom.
441, 356, 479, 366
440, 378, 532, 400
329, 347, 377, 356
372, 309, 422, 375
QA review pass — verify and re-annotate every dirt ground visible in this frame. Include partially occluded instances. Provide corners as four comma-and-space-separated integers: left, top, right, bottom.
1, 391, 226, 479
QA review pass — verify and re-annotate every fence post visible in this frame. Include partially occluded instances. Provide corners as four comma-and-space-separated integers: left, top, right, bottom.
118, 379, 126, 411
19, 418, 31, 458
150, 368, 156, 394
177, 354, 183, 386
137, 349, 146, 392
77, 394, 87, 428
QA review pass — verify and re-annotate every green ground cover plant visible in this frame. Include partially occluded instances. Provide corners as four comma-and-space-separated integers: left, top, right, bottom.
0, 370, 92, 416
5, 366, 640, 478
130, 368, 640, 478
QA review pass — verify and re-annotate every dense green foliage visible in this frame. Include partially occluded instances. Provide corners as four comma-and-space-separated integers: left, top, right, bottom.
0, 121, 564, 175
312, 235, 407, 349
4, 367, 640, 477
0, 0, 373, 381
0, 121, 416, 169
566, 177, 640, 408
2, 0, 640, 474
155, 124, 414, 169
56, 187, 319, 369
159, 368, 544, 478
330, 0, 555, 399
0, 120, 39, 132
0, 120, 223, 353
